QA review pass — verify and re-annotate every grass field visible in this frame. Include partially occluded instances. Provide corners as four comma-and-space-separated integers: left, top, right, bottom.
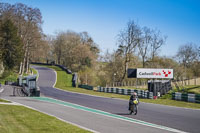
0, 99, 10, 103
173, 85, 200, 94
0, 105, 91, 133
31, 68, 38, 75
38, 65, 200, 109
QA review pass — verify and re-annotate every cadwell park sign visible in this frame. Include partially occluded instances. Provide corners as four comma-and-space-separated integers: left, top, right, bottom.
128, 68, 173, 79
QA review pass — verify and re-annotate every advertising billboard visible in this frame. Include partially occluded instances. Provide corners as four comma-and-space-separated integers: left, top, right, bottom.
128, 68, 173, 79
137, 68, 173, 79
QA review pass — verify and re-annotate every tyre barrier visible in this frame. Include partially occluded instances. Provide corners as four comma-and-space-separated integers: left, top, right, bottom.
172, 92, 200, 103
98, 87, 153, 99
5, 81, 17, 86
78, 85, 93, 90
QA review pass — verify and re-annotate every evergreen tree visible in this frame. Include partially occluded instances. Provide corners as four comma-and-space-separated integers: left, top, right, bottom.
0, 19, 23, 70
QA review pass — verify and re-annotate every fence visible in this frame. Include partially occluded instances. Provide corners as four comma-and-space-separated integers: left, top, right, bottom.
97, 87, 153, 99
172, 78, 200, 87
172, 92, 200, 103
108, 80, 147, 88
108, 78, 200, 88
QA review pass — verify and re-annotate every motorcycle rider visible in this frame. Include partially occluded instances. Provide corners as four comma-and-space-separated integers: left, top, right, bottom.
129, 92, 139, 110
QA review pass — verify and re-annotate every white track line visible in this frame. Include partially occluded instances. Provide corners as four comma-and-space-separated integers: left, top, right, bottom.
33, 96, 187, 133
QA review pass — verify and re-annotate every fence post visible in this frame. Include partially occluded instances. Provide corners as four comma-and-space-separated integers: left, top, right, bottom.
195, 78, 196, 85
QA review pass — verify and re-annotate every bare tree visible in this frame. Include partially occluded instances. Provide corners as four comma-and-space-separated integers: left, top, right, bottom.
150, 29, 166, 61
117, 20, 141, 81
138, 27, 152, 68
177, 43, 198, 68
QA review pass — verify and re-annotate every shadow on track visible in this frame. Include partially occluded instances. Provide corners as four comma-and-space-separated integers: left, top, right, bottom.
115, 113, 131, 116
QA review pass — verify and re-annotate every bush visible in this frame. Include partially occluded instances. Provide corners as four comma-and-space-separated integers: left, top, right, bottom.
0, 70, 18, 84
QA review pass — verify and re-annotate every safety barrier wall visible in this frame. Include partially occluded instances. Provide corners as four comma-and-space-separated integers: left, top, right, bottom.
78, 85, 93, 90
97, 87, 153, 99
172, 92, 200, 103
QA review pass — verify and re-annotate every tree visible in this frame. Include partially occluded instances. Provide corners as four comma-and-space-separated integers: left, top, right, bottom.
0, 19, 23, 70
176, 43, 199, 79
177, 43, 198, 68
117, 20, 141, 81
30, 34, 51, 63
53, 32, 67, 64
53, 31, 99, 72
138, 27, 152, 68
0, 2, 43, 75
150, 29, 166, 61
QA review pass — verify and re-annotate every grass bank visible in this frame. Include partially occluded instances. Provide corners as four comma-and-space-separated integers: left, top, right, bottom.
173, 85, 200, 94
0, 71, 18, 85
37, 65, 200, 109
0, 99, 10, 103
0, 105, 91, 133
0, 68, 37, 85
31, 68, 38, 75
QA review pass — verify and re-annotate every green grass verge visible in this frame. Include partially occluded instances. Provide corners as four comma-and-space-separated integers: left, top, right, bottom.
33, 64, 72, 87
31, 68, 38, 75
0, 71, 18, 85
173, 85, 200, 95
188, 87, 200, 94
38, 65, 200, 109
0, 99, 11, 103
0, 105, 91, 133
0, 68, 39, 85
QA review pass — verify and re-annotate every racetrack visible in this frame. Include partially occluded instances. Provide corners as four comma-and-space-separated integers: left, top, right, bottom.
2, 65, 199, 133
31, 65, 200, 133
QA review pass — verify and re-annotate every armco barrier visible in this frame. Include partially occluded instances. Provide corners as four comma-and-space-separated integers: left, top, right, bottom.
98, 87, 153, 99
172, 92, 200, 103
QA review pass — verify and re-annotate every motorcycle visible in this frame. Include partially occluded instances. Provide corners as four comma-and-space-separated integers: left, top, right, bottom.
129, 99, 138, 115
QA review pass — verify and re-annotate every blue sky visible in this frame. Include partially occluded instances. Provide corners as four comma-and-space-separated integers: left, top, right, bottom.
2, 0, 200, 56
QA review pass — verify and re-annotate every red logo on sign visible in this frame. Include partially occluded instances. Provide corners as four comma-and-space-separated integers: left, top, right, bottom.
162, 70, 171, 77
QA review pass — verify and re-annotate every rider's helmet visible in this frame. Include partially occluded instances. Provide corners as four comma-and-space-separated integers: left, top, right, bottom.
133, 92, 137, 96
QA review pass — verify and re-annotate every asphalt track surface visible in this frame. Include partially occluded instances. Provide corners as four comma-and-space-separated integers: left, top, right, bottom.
1, 65, 200, 133
32, 65, 200, 133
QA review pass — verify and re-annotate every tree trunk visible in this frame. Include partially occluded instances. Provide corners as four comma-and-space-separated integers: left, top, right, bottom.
142, 56, 145, 68
19, 62, 22, 75
25, 51, 29, 74
25, 45, 30, 74
21, 42, 28, 75
121, 59, 129, 82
